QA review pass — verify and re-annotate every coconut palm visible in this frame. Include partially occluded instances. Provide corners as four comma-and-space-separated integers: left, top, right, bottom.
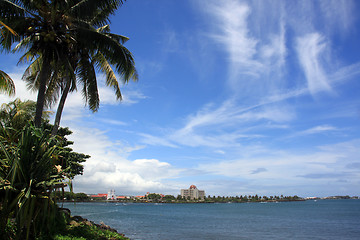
23, 24, 137, 135
0, 0, 137, 128
0, 98, 51, 131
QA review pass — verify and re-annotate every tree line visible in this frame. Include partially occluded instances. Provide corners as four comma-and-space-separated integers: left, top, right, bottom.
58, 192, 303, 203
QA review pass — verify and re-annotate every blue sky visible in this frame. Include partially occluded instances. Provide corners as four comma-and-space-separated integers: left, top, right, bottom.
1, 0, 360, 197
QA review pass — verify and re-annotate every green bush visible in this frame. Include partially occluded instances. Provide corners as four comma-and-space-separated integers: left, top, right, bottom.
54, 221, 128, 240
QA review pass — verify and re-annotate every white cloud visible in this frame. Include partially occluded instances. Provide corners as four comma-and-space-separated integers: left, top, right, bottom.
98, 118, 127, 126
205, 0, 263, 79
296, 33, 332, 95
259, 20, 287, 72
139, 133, 178, 148
64, 125, 183, 195
197, 139, 360, 186
0, 70, 38, 104
297, 125, 338, 136
120, 89, 147, 105
214, 150, 225, 155
138, 96, 297, 149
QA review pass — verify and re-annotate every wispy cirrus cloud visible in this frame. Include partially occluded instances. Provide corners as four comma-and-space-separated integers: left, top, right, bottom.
288, 125, 339, 138
300, 125, 338, 135
196, 139, 360, 188
199, 0, 358, 100
206, 0, 262, 78
296, 33, 333, 95
139, 98, 295, 148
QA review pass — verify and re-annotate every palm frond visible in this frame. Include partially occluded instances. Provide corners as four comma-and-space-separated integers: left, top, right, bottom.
93, 51, 122, 100
0, 70, 15, 96
68, 0, 124, 26
77, 54, 99, 111
106, 32, 129, 44
0, 20, 18, 36
77, 26, 138, 81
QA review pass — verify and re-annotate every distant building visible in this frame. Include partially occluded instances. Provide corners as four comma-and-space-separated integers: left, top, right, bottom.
181, 185, 205, 200
116, 196, 126, 200
107, 189, 116, 200
90, 193, 107, 199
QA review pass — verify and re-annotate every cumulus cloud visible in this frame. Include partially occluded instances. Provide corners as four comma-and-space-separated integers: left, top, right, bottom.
64, 125, 184, 195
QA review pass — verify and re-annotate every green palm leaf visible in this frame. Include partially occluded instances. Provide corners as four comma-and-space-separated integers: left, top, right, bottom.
0, 70, 15, 96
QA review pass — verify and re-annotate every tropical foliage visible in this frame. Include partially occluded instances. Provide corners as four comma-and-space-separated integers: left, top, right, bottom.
0, 98, 50, 130
0, 70, 15, 96
0, 99, 89, 239
45, 123, 89, 178
0, 0, 137, 130
0, 99, 88, 177
0, 124, 68, 239
0, 0, 137, 238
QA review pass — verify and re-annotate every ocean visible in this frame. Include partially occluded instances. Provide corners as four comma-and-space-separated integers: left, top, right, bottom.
61, 199, 360, 240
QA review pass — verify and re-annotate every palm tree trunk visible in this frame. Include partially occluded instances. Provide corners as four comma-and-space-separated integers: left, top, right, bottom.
34, 54, 51, 127
51, 79, 71, 136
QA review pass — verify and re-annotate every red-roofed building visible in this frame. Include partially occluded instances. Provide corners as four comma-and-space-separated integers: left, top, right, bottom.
90, 193, 107, 199
116, 196, 127, 200
181, 185, 205, 200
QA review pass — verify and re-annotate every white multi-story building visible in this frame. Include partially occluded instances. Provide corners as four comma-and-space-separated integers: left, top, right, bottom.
107, 189, 116, 200
181, 185, 205, 200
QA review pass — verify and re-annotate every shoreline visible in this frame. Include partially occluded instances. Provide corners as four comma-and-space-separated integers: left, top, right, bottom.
59, 198, 360, 204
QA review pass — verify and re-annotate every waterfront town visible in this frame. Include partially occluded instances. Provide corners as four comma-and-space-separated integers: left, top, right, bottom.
89, 185, 206, 202
55, 185, 359, 203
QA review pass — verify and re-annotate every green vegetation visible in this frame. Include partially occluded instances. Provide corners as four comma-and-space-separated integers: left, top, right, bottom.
0, 0, 137, 130
53, 214, 128, 240
138, 193, 303, 203
202, 195, 302, 203
0, 69, 15, 96
0, 99, 91, 239
0, 124, 67, 239
4, 208, 129, 240
63, 191, 303, 204
52, 192, 90, 202
0, 0, 137, 238
54, 223, 128, 240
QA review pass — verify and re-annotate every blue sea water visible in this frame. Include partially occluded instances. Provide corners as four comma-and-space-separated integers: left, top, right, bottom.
61, 199, 360, 240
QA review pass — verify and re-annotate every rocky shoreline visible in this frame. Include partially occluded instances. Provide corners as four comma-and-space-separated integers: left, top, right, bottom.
58, 208, 129, 240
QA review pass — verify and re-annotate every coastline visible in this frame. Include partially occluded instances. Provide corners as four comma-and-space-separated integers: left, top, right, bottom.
55, 207, 130, 240
61, 199, 360, 240
59, 196, 360, 204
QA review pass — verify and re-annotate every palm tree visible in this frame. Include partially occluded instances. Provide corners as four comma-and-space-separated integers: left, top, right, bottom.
0, 98, 51, 130
23, 24, 137, 135
0, 0, 137, 128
